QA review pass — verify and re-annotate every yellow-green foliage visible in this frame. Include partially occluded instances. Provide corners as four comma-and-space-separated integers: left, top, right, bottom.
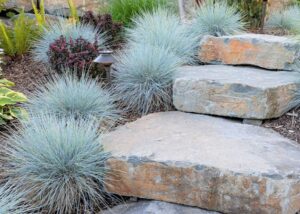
0, 0, 7, 12
68, 0, 79, 23
0, 11, 40, 56
0, 79, 28, 125
32, 0, 46, 28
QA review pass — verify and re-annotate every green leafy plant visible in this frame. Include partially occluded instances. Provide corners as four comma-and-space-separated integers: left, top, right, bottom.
127, 9, 198, 64
190, 0, 246, 37
0, 11, 40, 56
226, 0, 263, 28
106, 0, 168, 26
2, 115, 111, 213
265, 6, 300, 34
0, 79, 28, 125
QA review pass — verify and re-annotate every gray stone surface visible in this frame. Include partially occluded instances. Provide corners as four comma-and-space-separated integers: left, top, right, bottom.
102, 200, 219, 214
173, 65, 300, 119
198, 34, 300, 71
103, 111, 300, 214
243, 119, 263, 126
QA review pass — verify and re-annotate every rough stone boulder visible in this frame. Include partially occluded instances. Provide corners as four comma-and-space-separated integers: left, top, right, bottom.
173, 65, 300, 119
103, 112, 300, 214
198, 34, 300, 71
102, 200, 220, 214
5, 0, 100, 14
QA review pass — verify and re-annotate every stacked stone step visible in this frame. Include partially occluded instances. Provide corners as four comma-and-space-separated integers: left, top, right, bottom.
101, 34, 300, 214
173, 34, 300, 124
103, 112, 300, 214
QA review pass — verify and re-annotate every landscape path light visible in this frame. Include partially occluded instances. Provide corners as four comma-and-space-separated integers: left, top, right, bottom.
93, 50, 115, 85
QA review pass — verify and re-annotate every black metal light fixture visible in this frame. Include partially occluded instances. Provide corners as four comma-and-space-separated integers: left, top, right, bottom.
93, 50, 115, 84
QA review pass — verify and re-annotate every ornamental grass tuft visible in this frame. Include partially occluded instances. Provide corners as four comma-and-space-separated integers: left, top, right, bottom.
25, 72, 120, 126
126, 9, 198, 64
0, 184, 31, 214
112, 43, 182, 115
189, 0, 246, 37
2, 115, 111, 213
265, 6, 300, 35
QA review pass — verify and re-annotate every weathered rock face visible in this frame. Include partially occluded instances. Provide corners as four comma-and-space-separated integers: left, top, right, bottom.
44, 0, 100, 14
5, 0, 100, 14
102, 200, 220, 214
199, 34, 300, 71
173, 65, 300, 119
103, 112, 300, 214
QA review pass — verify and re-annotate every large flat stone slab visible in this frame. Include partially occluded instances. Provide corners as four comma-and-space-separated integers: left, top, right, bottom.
103, 112, 300, 214
102, 200, 220, 214
199, 34, 300, 71
173, 65, 300, 119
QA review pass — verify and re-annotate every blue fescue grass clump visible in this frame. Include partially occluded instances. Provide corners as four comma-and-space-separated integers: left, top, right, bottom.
25, 72, 120, 126
189, 0, 246, 37
32, 19, 107, 64
0, 184, 30, 214
126, 9, 198, 64
112, 43, 182, 115
2, 115, 111, 213
265, 6, 300, 34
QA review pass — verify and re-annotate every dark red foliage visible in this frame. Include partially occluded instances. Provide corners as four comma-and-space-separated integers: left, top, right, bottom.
81, 11, 123, 48
47, 36, 99, 72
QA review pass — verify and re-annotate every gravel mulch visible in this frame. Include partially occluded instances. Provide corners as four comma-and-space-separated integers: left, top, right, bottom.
264, 107, 300, 143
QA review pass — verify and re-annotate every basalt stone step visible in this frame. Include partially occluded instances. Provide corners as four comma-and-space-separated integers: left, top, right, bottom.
199, 34, 300, 71
103, 112, 300, 214
173, 65, 300, 119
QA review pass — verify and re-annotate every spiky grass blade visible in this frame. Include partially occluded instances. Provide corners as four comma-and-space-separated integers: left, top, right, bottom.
112, 43, 182, 115
0, 21, 14, 56
190, 0, 246, 37
265, 6, 300, 34
126, 8, 198, 64
67, 0, 79, 23
32, 20, 107, 64
0, 184, 31, 214
25, 72, 120, 126
2, 116, 111, 213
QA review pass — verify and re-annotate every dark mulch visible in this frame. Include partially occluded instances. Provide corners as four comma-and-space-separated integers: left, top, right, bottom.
1, 54, 54, 95
264, 107, 300, 143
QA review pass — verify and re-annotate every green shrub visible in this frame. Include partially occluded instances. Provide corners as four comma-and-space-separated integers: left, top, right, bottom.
265, 6, 300, 34
26, 72, 120, 127
226, 0, 263, 28
2, 115, 111, 213
0, 11, 40, 56
113, 43, 181, 115
190, 0, 246, 37
106, 0, 168, 26
0, 78, 28, 125
127, 9, 198, 64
